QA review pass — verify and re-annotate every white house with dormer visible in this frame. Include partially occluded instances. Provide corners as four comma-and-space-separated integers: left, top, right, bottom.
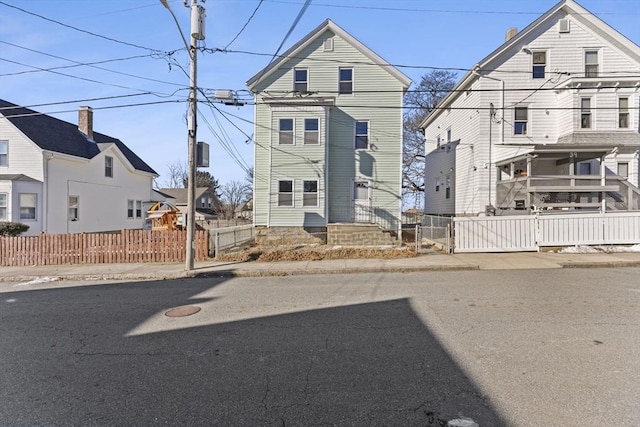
0, 100, 159, 235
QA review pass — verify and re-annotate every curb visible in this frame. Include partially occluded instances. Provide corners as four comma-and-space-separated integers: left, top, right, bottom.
559, 260, 640, 269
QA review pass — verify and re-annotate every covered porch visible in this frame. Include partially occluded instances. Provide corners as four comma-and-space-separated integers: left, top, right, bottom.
495, 141, 640, 213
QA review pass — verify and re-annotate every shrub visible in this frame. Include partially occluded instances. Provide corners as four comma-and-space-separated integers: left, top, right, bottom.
0, 221, 30, 236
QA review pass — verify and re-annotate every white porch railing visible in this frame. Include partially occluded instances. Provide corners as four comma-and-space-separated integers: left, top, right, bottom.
454, 212, 640, 253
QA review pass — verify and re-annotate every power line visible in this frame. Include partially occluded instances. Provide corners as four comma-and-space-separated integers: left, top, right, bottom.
0, 99, 185, 119
224, 0, 264, 50
0, 1, 162, 53
262, 0, 635, 16
216, 48, 640, 76
0, 41, 183, 87
0, 94, 156, 111
0, 58, 183, 97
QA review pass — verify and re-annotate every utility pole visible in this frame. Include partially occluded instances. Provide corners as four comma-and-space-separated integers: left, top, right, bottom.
160, 0, 205, 270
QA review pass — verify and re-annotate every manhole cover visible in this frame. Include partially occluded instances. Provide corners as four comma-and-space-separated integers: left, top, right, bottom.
165, 305, 201, 317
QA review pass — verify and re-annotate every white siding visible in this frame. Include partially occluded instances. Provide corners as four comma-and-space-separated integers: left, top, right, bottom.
46, 148, 154, 234
424, 6, 640, 215
0, 117, 44, 180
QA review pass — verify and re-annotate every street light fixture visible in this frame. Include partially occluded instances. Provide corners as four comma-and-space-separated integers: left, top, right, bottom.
160, 0, 206, 270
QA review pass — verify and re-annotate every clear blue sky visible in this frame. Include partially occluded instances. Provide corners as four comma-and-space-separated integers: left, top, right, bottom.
1, 0, 639, 188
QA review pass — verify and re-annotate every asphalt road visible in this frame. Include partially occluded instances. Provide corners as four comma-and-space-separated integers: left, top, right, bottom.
1, 268, 639, 426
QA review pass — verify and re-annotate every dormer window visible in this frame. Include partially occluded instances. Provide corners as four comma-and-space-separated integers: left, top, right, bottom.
585, 50, 598, 78
294, 68, 308, 93
532, 51, 546, 79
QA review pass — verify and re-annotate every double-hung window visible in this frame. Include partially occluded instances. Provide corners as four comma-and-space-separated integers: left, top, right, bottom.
294, 68, 308, 93
339, 68, 353, 94
127, 200, 135, 218
304, 118, 319, 145
585, 50, 598, 77
619, 97, 629, 128
68, 196, 79, 221
581, 98, 592, 129
532, 51, 546, 79
303, 180, 318, 207
278, 180, 293, 207
0, 141, 7, 166
514, 106, 528, 135
279, 119, 294, 145
105, 156, 113, 177
0, 193, 7, 220
19, 193, 37, 220
355, 121, 369, 150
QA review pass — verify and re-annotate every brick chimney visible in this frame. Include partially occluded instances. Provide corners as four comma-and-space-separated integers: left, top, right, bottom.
78, 106, 93, 140
505, 27, 518, 41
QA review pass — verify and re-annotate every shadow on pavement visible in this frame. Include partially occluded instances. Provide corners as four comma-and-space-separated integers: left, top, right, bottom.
1, 277, 506, 426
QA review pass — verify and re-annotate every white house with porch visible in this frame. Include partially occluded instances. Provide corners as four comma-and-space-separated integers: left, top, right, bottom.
421, 0, 640, 217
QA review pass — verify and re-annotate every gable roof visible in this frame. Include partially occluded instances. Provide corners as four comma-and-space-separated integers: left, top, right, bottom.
0, 99, 157, 175
421, 0, 640, 129
246, 19, 412, 90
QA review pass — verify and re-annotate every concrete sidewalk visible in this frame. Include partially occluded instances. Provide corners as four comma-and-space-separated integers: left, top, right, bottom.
2, 251, 640, 282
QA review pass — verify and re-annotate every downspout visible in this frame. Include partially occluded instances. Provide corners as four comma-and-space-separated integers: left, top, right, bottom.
324, 106, 330, 227
43, 151, 53, 233
267, 104, 272, 228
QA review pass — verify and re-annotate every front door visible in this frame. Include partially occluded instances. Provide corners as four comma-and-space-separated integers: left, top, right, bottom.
352, 181, 370, 223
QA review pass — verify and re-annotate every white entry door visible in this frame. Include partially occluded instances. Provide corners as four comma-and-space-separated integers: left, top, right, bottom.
352, 181, 370, 223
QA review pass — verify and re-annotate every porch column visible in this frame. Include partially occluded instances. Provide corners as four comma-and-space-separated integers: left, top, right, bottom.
601, 154, 606, 212
526, 157, 532, 209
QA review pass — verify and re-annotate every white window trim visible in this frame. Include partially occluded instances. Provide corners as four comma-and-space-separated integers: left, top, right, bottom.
532, 50, 547, 79
0, 192, 7, 220
584, 49, 600, 78
618, 96, 630, 129
302, 179, 319, 207
354, 120, 369, 150
0, 140, 8, 167
68, 195, 79, 221
277, 179, 294, 207
105, 156, 114, 178
278, 118, 295, 145
293, 68, 308, 93
303, 117, 320, 145
19, 193, 37, 221
338, 67, 354, 95
514, 105, 529, 136
580, 96, 593, 130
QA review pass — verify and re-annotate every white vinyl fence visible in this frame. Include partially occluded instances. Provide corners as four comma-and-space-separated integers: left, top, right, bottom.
209, 225, 255, 257
454, 212, 640, 253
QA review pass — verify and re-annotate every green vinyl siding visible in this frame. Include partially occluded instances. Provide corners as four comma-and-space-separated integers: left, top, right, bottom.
252, 28, 405, 230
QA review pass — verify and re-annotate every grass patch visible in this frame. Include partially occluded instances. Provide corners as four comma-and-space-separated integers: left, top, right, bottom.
216, 245, 419, 263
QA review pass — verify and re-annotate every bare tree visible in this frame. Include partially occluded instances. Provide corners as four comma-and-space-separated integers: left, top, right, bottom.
218, 180, 251, 220
403, 70, 457, 208
162, 161, 188, 188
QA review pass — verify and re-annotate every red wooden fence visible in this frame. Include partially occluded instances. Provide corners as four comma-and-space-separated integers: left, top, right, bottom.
0, 230, 209, 266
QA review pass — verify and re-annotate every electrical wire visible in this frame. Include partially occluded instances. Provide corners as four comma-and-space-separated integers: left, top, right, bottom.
0, 1, 162, 53
224, 0, 264, 50
0, 41, 183, 87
